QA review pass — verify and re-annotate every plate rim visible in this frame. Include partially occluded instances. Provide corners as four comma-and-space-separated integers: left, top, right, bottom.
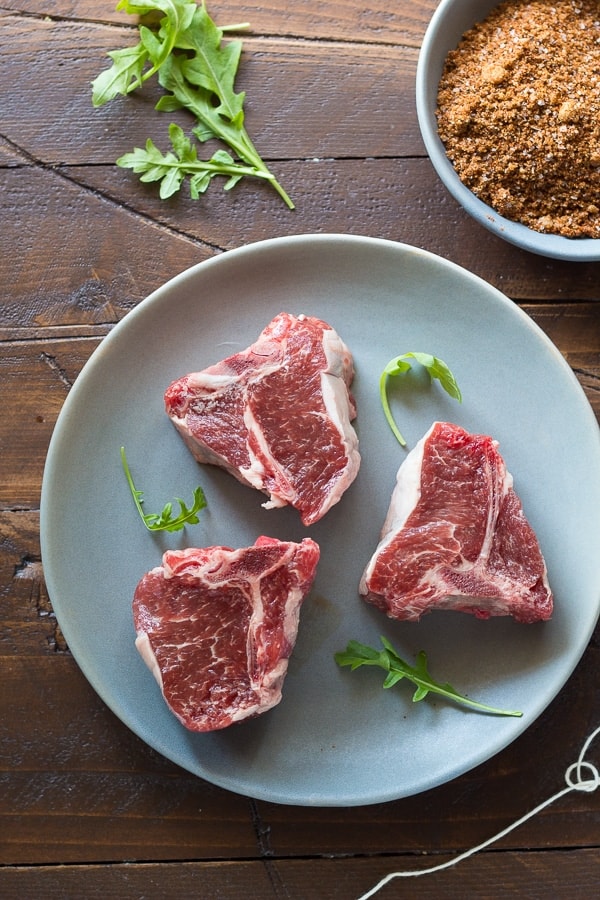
40, 232, 600, 806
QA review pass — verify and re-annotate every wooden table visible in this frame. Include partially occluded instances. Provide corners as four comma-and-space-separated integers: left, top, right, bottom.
2, 2, 599, 896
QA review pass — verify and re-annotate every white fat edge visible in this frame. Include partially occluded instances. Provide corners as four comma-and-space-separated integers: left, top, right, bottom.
169, 371, 240, 432
186, 370, 239, 391
238, 400, 291, 500
320, 321, 354, 377
380, 425, 431, 540
244, 545, 305, 690
162, 545, 247, 583
238, 364, 298, 506
321, 329, 359, 436
261, 495, 288, 510
296, 327, 360, 518
276, 579, 306, 653
135, 631, 164, 693
226, 676, 285, 722
538, 554, 552, 593
321, 326, 356, 407
359, 424, 430, 591
320, 369, 360, 457
477, 444, 513, 568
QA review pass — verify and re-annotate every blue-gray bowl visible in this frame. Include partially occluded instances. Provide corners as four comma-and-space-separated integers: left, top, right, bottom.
416, 0, 600, 261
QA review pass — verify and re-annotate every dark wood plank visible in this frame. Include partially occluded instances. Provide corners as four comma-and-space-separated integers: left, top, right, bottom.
0, 339, 97, 507
0, 656, 259, 864
1, 0, 131, 22
0, 511, 60, 654
1, 0, 439, 45
2, 1, 599, 887
0, 15, 422, 163
2, 157, 599, 321
0, 166, 212, 337
1, 849, 599, 899
64, 161, 600, 302
0, 134, 29, 165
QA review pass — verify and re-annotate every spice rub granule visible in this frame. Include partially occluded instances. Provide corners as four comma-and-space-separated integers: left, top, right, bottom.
436, 0, 600, 238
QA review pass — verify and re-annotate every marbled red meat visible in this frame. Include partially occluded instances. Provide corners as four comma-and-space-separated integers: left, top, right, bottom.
164, 313, 360, 525
360, 422, 553, 623
133, 536, 320, 732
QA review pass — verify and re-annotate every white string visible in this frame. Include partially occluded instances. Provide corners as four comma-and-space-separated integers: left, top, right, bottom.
357, 725, 600, 900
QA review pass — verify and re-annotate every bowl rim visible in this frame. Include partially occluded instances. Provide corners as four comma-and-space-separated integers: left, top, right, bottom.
415, 0, 600, 262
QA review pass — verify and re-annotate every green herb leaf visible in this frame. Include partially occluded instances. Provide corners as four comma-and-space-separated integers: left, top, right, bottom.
335, 637, 522, 717
379, 352, 462, 446
156, 47, 293, 207
92, 0, 293, 207
120, 446, 207, 532
178, 2, 246, 129
91, 43, 149, 106
92, 0, 198, 105
117, 123, 272, 199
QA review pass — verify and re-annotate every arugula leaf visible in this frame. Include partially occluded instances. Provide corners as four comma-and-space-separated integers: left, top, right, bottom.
155, 55, 288, 193
92, 0, 293, 208
178, 2, 246, 129
380, 352, 462, 446
91, 43, 149, 106
117, 124, 273, 199
92, 0, 197, 104
335, 637, 522, 717
120, 446, 207, 532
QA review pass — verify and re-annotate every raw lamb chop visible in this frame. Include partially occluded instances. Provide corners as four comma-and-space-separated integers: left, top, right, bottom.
360, 422, 553, 623
164, 313, 360, 526
133, 536, 320, 732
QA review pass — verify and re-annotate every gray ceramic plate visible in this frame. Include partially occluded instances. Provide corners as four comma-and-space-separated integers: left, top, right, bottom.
40, 234, 600, 806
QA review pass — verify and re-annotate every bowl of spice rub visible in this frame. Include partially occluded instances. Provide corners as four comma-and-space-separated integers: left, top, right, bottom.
416, 0, 600, 260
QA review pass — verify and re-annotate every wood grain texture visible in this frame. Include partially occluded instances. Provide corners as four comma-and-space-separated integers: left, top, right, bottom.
0, 15, 422, 163
0, 167, 211, 337
0, 0, 438, 45
1, 849, 600, 898
1, 1, 599, 891
2, 163, 600, 312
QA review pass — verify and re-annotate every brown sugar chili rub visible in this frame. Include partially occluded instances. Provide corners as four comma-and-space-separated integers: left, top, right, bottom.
436, 0, 600, 238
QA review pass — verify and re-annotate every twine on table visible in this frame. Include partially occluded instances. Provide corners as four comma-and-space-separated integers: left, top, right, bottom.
358, 725, 600, 900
